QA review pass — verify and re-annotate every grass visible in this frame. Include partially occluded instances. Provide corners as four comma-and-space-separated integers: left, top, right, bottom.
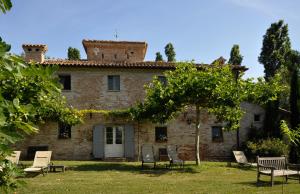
16, 161, 300, 194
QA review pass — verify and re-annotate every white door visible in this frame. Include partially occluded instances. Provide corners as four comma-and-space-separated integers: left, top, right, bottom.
104, 126, 124, 158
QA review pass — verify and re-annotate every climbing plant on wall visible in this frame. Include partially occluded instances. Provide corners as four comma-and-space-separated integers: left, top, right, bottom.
130, 62, 285, 165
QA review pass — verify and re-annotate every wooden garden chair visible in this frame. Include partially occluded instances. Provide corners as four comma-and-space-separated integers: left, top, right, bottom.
24, 151, 52, 176
0, 151, 22, 171
167, 145, 184, 169
233, 151, 257, 167
6, 151, 21, 165
141, 144, 156, 168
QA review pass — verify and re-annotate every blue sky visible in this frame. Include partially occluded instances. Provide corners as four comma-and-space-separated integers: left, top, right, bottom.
1, 0, 300, 78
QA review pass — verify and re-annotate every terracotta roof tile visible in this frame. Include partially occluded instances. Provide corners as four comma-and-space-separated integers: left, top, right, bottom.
22, 44, 48, 51
82, 39, 147, 45
22, 44, 47, 47
41, 60, 247, 71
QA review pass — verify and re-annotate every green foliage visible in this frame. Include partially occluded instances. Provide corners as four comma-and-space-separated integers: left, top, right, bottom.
0, 160, 24, 193
67, 47, 81, 60
246, 125, 265, 141
258, 20, 291, 137
79, 109, 131, 119
228, 44, 243, 65
155, 52, 163, 62
0, 37, 10, 52
259, 17, 291, 135
259, 20, 291, 80
246, 138, 289, 158
130, 62, 284, 165
131, 62, 284, 130
280, 120, 300, 145
0, 37, 82, 192
164, 43, 176, 62
0, 0, 12, 14
287, 50, 300, 129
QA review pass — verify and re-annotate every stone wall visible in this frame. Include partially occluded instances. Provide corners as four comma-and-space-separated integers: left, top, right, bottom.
137, 102, 264, 161
15, 67, 265, 161
22, 45, 47, 63
83, 41, 147, 62
58, 67, 163, 110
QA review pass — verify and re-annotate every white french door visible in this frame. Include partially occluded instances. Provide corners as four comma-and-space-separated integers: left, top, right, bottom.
104, 126, 124, 158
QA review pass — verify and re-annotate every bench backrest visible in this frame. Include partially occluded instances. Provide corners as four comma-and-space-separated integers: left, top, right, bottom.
257, 156, 286, 171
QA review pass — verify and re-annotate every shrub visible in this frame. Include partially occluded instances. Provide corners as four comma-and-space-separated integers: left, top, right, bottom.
245, 138, 289, 160
0, 160, 24, 193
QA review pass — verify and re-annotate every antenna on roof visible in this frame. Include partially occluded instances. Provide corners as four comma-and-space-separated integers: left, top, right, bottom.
114, 29, 118, 40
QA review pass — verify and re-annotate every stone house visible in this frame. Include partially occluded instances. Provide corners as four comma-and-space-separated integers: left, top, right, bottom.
16, 40, 265, 161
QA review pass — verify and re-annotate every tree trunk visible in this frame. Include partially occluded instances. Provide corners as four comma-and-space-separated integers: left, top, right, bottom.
290, 69, 299, 130
195, 105, 201, 165
137, 121, 140, 162
264, 100, 280, 137
289, 69, 299, 163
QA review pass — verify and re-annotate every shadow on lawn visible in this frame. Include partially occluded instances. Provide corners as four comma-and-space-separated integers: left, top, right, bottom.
72, 162, 199, 177
229, 163, 256, 171
235, 180, 288, 187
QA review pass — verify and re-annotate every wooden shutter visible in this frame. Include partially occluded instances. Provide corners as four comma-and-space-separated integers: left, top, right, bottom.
93, 125, 104, 158
124, 124, 135, 159
114, 75, 120, 91
108, 76, 113, 90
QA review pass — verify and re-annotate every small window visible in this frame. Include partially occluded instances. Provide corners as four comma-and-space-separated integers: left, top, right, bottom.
254, 114, 261, 122
58, 122, 71, 139
155, 127, 167, 142
158, 76, 167, 86
102, 53, 104, 59
212, 126, 223, 142
28, 48, 32, 52
58, 75, 71, 90
35, 48, 40, 52
108, 75, 120, 91
114, 54, 117, 59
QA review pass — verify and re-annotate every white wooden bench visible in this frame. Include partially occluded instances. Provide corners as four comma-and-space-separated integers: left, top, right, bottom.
257, 156, 300, 186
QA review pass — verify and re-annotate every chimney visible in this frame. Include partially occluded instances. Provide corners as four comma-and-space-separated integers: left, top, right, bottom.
22, 44, 48, 63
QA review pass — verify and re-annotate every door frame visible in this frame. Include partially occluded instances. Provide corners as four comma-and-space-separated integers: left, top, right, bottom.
104, 125, 125, 158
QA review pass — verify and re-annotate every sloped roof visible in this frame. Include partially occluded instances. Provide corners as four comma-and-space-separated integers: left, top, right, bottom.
82, 39, 147, 45
41, 60, 247, 70
22, 44, 48, 51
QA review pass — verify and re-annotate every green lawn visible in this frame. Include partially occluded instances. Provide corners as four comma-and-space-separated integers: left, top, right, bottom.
16, 161, 300, 194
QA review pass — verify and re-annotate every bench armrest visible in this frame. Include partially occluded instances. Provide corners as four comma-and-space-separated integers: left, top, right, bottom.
287, 163, 300, 170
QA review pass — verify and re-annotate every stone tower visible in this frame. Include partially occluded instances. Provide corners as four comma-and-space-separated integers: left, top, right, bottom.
82, 40, 147, 63
22, 44, 48, 63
